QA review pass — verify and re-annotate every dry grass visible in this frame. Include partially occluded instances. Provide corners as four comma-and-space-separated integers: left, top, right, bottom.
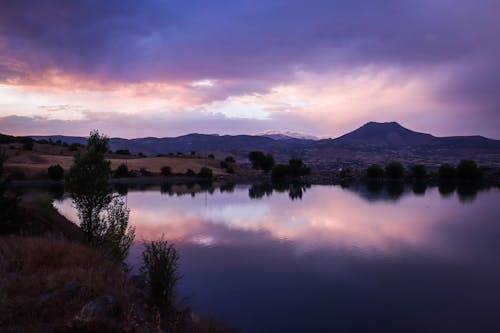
3, 147, 228, 178
110, 156, 227, 175
0, 237, 130, 332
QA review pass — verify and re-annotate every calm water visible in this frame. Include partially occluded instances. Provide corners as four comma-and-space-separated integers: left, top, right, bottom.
51, 183, 500, 333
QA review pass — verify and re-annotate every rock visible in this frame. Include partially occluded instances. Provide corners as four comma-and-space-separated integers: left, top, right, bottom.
62, 280, 81, 298
78, 295, 122, 322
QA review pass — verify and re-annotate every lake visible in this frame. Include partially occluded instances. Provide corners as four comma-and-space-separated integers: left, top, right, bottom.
50, 182, 500, 332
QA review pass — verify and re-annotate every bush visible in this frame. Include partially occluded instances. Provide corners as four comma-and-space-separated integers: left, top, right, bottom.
185, 169, 196, 176
411, 164, 427, 179
115, 149, 131, 155
114, 163, 129, 178
140, 238, 180, 311
220, 161, 229, 169
161, 166, 171, 176
225, 156, 236, 163
140, 168, 152, 177
385, 161, 405, 179
47, 164, 64, 181
207, 154, 215, 159
456, 160, 482, 180
366, 164, 384, 178
438, 163, 456, 179
198, 167, 213, 178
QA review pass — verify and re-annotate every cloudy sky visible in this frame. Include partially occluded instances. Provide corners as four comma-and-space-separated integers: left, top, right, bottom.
0, 0, 499, 139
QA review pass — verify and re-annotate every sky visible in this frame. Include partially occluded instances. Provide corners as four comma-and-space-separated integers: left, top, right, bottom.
0, 0, 499, 139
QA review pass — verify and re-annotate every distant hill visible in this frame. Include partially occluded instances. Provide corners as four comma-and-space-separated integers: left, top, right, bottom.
27, 121, 500, 168
330, 121, 437, 146
257, 130, 319, 141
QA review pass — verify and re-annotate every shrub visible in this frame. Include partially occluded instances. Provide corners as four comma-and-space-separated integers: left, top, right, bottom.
220, 161, 229, 169
208, 154, 215, 159
438, 163, 456, 179
366, 164, 384, 178
190, 151, 196, 156
198, 167, 213, 178
47, 164, 64, 181
185, 169, 196, 176
456, 160, 482, 180
225, 156, 236, 163
161, 166, 171, 176
385, 161, 405, 179
225, 166, 234, 174
114, 163, 129, 178
140, 238, 180, 311
411, 164, 427, 179
249, 151, 275, 171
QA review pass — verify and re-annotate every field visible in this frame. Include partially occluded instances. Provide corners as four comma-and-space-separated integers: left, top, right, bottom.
2, 143, 230, 179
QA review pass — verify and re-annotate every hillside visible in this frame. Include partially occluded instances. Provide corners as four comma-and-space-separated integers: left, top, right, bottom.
17, 121, 500, 169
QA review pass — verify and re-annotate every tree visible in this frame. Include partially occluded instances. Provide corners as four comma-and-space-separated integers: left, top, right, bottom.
271, 164, 291, 179
288, 158, 310, 177
47, 164, 64, 181
115, 149, 131, 155
141, 238, 180, 312
198, 167, 213, 178
411, 164, 427, 179
225, 156, 236, 163
456, 160, 482, 181
185, 169, 196, 176
366, 164, 384, 179
67, 130, 113, 243
161, 166, 171, 176
385, 161, 405, 179
103, 198, 135, 262
438, 163, 456, 180
249, 151, 275, 171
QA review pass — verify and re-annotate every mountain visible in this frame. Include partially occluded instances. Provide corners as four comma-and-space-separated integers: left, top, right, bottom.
28, 121, 500, 167
330, 121, 437, 146
257, 130, 319, 141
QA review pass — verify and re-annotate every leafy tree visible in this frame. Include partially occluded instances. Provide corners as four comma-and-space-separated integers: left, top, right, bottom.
438, 163, 456, 179
411, 164, 427, 179
161, 166, 171, 176
366, 164, 384, 178
456, 160, 482, 180
288, 158, 310, 177
67, 130, 113, 243
47, 164, 64, 181
249, 151, 275, 171
385, 161, 405, 179
141, 238, 180, 312
103, 198, 135, 262
198, 167, 213, 178
271, 164, 291, 179
114, 163, 129, 178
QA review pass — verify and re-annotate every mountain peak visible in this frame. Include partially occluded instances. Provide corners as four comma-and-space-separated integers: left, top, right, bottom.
334, 121, 436, 146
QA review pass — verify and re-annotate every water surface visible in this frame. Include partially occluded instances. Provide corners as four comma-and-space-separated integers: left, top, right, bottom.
53, 183, 500, 332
